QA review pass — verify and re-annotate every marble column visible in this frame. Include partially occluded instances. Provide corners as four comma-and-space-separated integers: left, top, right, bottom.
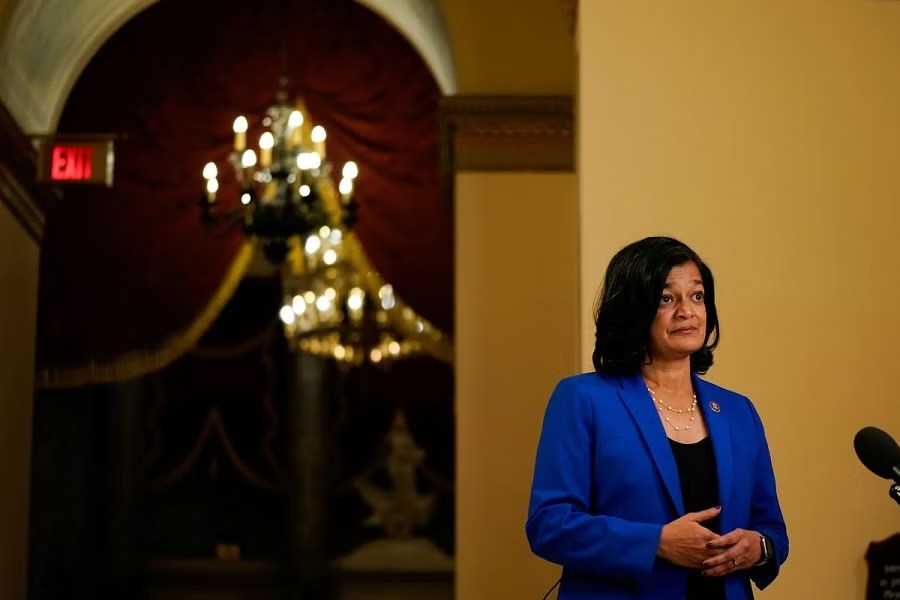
104, 378, 145, 597
288, 351, 333, 599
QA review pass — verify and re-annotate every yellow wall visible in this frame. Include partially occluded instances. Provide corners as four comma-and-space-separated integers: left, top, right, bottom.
456, 172, 578, 600
0, 203, 38, 600
438, 0, 574, 94
579, 1, 900, 597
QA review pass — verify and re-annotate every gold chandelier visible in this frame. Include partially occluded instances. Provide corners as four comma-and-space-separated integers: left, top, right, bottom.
279, 208, 452, 366
201, 84, 452, 366
200, 82, 354, 264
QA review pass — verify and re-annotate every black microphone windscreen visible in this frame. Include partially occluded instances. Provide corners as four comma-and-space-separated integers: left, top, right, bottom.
854, 426, 900, 480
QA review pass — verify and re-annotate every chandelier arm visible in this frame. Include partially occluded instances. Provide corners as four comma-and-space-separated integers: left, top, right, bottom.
201, 207, 247, 239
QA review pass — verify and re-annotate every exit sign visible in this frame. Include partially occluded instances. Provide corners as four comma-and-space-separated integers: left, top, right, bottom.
36, 138, 115, 186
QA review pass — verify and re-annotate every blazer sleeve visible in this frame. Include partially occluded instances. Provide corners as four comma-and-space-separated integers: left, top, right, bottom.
526, 378, 663, 579
745, 399, 789, 590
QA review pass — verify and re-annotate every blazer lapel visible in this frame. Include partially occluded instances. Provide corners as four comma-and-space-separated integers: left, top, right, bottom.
693, 374, 734, 511
617, 372, 685, 515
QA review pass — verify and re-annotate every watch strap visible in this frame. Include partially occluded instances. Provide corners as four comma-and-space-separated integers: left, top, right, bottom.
753, 533, 771, 566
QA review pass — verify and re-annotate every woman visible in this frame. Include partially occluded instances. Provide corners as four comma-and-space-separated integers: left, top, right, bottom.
527, 237, 788, 599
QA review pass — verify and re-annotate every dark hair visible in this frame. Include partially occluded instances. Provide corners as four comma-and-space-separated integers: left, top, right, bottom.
592, 236, 719, 375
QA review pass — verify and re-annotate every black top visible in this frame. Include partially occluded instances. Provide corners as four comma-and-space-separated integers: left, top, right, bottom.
669, 436, 725, 600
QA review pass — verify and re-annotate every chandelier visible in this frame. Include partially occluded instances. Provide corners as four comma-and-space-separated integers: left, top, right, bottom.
200, 82, 354, 264
201, 83, 452, 367
279, 218, 452, 367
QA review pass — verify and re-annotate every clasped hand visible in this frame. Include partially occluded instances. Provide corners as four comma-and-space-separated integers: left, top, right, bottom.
656, 506, 762, 577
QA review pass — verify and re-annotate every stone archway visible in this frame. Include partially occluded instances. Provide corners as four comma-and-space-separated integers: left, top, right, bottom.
357, 0, 456, 94
0, 0, 456, 134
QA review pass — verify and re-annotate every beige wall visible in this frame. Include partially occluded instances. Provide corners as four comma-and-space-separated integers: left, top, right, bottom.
456, 172, 578, 600
0, 203, 38, 600
579, 1, 900, 597
438, 0, 574, 94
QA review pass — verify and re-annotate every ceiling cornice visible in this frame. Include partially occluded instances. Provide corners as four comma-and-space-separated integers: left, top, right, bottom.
438, 95, 574, 204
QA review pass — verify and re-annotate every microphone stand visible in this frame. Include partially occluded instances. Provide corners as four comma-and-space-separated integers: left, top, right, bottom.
891, 465, 900, 506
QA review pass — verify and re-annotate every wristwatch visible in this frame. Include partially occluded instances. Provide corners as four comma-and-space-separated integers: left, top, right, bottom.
754, 533, 773, 567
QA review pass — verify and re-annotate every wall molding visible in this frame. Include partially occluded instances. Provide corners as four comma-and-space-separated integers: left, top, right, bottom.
438, 95, 574, 203
0, 101, 49, 242
559, 0, 577, 35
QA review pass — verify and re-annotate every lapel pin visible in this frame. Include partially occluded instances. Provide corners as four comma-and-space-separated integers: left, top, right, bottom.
709, 401, 721, 413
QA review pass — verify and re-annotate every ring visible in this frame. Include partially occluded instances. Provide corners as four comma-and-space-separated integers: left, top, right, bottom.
732, 558, 739, 567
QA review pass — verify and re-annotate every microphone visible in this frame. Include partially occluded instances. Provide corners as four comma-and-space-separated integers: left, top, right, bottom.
853, 426, 900, 485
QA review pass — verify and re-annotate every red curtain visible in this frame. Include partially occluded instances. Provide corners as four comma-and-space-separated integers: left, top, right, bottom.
37, 0, 452, 379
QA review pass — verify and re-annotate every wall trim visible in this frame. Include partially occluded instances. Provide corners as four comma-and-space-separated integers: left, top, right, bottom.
0, 101, 48, 242
559, 0, 577, 35
438, 95, 574, 204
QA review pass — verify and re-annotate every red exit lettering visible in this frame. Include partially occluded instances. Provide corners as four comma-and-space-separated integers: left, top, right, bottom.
51, 145, 94, 181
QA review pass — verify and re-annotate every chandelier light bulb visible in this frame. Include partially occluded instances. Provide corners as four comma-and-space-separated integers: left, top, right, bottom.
259, 133, 274, 167
388, 341, 401, 356
305, 235, 321, 254
339, 177, 353, 196
297, 152, 322, 170
316, 295, 331, 312
241, 193, 251, 205
378, 284, 395, 310
206, 178, 219, 194
330, 229, 343, 244
324, 287, 337, 300
232, 116, 248, 151
292, 295, 306, 315
241, 149, 257, 168
323, 249, 338, 265
288, 111, 304, 148
299, 185, 311, 197
202, 162, 218, 180
347, 290, 364, 311
311, 126, 326, 143
342, 161, 359, 179
279, 305, 296, 325
319, 226, 331, 238
334, 345, 346, 360
304, 291, 316, 304
370, 348, 383, 363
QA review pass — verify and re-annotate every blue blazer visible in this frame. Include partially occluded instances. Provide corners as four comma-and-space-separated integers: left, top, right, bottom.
527, 372, 788, 599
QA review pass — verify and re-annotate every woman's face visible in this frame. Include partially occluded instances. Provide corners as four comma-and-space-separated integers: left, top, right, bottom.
647, 261, 707, 362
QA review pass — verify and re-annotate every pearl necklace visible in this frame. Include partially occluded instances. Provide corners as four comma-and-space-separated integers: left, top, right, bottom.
647, 387, 698, 432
